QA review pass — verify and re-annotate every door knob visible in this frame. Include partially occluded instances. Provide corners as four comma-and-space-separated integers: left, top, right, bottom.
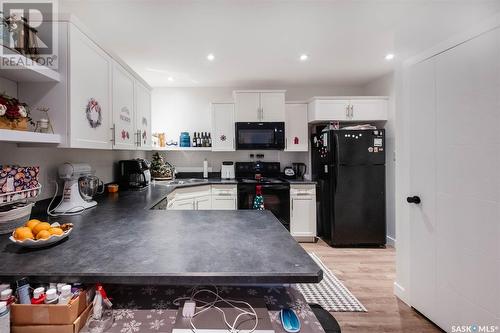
406, 196, 421, 204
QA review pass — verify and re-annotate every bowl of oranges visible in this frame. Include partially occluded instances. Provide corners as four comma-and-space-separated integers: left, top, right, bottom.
9, 219, 73, 248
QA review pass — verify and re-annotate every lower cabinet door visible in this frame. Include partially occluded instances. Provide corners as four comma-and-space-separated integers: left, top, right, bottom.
212, 197, 237, 210
290, 197, 316, 241
169, 197, 195, 210
195, 195, 212, 210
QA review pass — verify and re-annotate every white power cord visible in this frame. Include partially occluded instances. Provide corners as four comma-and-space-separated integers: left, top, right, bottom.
173, 286, 259, 333
46, 181, 87, 216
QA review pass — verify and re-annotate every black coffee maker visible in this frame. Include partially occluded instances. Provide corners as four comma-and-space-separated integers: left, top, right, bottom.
292, 163, 307, 180
118, 159, 151, 189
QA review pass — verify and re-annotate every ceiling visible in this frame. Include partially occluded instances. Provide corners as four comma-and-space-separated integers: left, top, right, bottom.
60, 0, 500, 88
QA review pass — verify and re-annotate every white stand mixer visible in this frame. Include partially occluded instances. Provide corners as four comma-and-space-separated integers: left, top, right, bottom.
51, 163, 103, 214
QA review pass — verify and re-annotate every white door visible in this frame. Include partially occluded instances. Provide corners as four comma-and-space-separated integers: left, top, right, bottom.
285, 103, 308, 151
212, 197, 237, 210
234, 92, 260, 122
135, 82, 152, 149
195, 195, 212, 210
260, 92, 285, 122
350, 99, 388, 121
290, 197, 316, 238
112, 64, 136, 150
170, 197, 195, 210
212, 103, 235, 151
408, 59, 438, 323
69, 25, 112, 149
408, 27, 500, 331
432, 28, 500, 330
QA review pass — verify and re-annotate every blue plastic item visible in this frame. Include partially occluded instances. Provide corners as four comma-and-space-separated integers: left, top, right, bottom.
280, 308, 301, 333
179, 132, 191, 147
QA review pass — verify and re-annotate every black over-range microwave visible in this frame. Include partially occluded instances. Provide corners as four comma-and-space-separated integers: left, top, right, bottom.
235, 122, 285, 150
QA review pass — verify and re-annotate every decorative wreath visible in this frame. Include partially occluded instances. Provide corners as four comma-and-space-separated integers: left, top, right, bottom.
86, 98, 102, 128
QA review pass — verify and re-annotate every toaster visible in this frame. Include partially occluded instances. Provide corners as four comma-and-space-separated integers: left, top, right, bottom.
221, 161, 235, 179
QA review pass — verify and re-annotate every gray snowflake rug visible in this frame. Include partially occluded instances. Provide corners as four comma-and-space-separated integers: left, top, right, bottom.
296, 252, 367, 312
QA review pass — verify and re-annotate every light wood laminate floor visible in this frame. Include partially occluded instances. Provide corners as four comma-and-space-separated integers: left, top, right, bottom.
301, 240, 442, 333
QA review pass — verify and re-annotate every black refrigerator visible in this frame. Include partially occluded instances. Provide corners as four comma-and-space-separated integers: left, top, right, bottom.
311, 127, 386, 246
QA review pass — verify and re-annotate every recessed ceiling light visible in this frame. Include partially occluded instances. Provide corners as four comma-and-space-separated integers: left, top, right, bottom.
207, 53, 215, 61
299, 54, 309, 61
167, 77, 174, 82
385, 53, 395, 60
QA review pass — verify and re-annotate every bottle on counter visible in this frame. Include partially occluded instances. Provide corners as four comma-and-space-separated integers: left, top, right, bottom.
0, 301, 10, 333
16, 278, 31, 304
31, 287, 46, 304
45, 288, 58, 304
203, 158, 208, 179
58, 285, 72, 304
197, 133, 202, 146
0, 289, 15, 307
208, 133, 212, 147
192, 132, 197, 147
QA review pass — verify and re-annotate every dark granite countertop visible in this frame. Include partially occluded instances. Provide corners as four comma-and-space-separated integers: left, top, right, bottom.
0, 182, 322, 285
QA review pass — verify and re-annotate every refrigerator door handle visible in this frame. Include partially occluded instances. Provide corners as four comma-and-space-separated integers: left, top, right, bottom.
334, 132, 340, 192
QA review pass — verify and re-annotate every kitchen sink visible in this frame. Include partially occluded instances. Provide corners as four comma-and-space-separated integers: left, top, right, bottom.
155, 178, 208, 186
187, 178, 209, 183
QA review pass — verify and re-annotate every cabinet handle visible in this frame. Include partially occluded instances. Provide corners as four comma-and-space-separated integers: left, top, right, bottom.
351, 105, 354, 118
137, 130, 142, 147
110, 124, 116, 144
345, 106, 349, 118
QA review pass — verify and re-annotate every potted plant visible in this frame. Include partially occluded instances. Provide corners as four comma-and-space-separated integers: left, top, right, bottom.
0, 93, 33, 131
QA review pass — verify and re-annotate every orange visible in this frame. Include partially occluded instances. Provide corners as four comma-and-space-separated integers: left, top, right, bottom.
48, 227, 63, 236
25, 219, 41, 230
32, 222, 51, 235
35, 230, 51, 240
14, 227, 34, 241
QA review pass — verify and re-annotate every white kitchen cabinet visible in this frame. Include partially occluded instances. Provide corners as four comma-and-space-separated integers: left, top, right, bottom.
234, 90, 285, 122
211, 185, 237, 210
211, 103, 235, 151
260, 92, 285, 121
18, 20, 152, 150
308, 97, 387, 122
195, 195, 212, 210
135, 81, 152, 149
169, 197, 195, 210
68, 24, 112, 149
285, 103, 308, 151
290, 185, 316, 242
112, 63, 136, 149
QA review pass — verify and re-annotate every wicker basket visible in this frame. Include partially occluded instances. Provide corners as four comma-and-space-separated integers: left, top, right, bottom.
0, 117, 28, 131
0, 202, 33, 234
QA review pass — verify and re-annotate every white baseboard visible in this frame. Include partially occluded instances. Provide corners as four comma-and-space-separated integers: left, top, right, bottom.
394, 282, 410, 305
386, 235, 396, 247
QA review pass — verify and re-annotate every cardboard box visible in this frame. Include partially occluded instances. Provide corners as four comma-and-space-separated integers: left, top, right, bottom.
11, 303, 92, 333
11, 289, 90, 325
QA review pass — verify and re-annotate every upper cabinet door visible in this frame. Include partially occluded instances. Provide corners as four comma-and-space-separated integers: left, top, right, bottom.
135, 82, 152, 150
307, 99, 350, 122
212, 103, 235, 151
350, 99, 388, 121
112, 64, 136, 150
69, 25, 112, 149
260, 92, 285, 121
285, 103, 308, 151
234, 92, 260, 122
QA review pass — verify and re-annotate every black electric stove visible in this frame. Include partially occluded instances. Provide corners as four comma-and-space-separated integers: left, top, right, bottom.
235, 162, 290, 228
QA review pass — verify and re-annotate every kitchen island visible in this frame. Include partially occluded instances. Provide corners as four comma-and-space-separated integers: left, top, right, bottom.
0, 182, 322, 285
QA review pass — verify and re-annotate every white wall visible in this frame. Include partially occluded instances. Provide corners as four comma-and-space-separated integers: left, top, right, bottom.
361, 73, 396, 246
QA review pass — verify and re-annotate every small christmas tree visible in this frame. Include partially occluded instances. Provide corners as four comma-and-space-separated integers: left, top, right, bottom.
150, 152, 173, 180
253, 185, 265, 210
